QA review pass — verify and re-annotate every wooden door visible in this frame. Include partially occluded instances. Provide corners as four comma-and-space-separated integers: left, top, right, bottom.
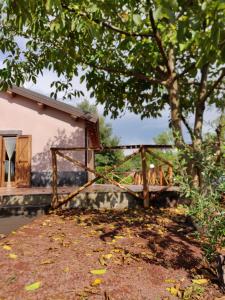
0, 136, 3, 187
15, 135, 32, 187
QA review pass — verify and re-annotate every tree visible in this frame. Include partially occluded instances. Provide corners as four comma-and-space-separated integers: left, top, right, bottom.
77, 99, 123, 167
1, 0, 225, 184
153, 130, 174, 145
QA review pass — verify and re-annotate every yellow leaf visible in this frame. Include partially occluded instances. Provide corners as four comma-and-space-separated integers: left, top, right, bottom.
90, 269, 106, 275
3, 245, 12, 251
165, 279, 176, 283
63, 267, 69, 273
9, 253, 17, 259
40, 259, 54, 265
104, 254, 113, 260
91, 278, 102, 286
112, 248, 123, 253
192, 278, 208, 285
166, 286, 179, 296
25, 281, 41, 291
114, 235, 124, 239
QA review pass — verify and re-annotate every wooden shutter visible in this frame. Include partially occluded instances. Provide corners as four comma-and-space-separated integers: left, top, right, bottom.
15, 135, 32, 187
0, 136, 3, 186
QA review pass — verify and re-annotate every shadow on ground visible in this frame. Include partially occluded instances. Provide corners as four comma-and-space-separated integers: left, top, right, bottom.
55, 207, 202, 273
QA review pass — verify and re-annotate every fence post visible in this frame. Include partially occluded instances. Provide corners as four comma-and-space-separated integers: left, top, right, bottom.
141, 146, 149, 208
159, 166, 163, 186
51, 149, 58, 208
168, 166, 173, 185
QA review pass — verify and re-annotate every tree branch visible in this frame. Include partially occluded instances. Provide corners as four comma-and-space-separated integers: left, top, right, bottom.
89, 64, 166, 85
215, 110, 225, 163
181, 114, 194, 141
202, 68, 225, 102
198, 64, 209, 103
61, 3, 153, 38
149, 9, 170, 74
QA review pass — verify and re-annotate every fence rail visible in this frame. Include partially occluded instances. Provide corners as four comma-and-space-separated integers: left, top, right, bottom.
51, 144, 174, 209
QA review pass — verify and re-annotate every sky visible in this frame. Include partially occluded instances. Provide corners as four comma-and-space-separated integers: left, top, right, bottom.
25, 69, 219, 146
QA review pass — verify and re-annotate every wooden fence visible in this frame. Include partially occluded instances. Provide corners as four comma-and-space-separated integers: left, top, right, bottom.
50, 144, 173, 210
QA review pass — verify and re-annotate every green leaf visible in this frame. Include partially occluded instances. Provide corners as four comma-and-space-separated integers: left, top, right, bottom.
90, 269, 106, 275
133, 14, 142, 25
45, 0, 53, 12
25, 281, 41, 291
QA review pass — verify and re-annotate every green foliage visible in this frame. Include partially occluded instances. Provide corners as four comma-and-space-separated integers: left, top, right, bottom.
153, 130, 174, 145
153, 130, 177, 165
1, 0, 225, 117
175, 139, 225, 259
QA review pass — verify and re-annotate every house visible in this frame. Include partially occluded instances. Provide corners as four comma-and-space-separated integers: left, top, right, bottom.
0, 86, 100, 188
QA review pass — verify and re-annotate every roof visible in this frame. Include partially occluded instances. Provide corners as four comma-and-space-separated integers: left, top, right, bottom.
8, 85, 100, 147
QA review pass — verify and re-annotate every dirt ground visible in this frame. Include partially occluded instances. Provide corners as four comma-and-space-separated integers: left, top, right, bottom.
0, 207, 223, 300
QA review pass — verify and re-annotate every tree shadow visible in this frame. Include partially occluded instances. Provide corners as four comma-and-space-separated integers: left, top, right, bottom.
56, 206, 203, 273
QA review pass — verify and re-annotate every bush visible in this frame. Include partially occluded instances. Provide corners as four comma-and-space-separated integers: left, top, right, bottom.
174, 140, 225, 259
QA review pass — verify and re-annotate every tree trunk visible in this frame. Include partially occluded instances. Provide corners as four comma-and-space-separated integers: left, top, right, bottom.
168, 49, 184, 148
192, 64, 209, 187
193, 64, 208, 149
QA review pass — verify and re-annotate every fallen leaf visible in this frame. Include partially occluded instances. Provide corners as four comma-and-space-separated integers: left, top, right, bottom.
93, 248, 104, 252
90, 269, 106, 275
166, 286, 181, 297
63, 267, 70, 273
9, 253, 17, 259
112, 248, 123, 253
99, 256, 107, 266
192, 278, 208, 285
40, 259, 54, 265
114, 235, 124, 239
165, 279, 176, 283
104, 254, 113, 260
25, 281, 41, 291
3, 245, 12, 251
91, 278, 102, 286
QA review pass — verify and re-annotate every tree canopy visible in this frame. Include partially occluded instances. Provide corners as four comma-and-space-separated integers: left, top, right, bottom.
0, 0, 225, 149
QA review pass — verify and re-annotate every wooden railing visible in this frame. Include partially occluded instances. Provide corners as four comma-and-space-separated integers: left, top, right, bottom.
50, 144, 173, 210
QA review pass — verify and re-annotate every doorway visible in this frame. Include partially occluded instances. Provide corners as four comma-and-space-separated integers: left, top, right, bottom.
3, 137, 16, 187
0, 135, 32, 187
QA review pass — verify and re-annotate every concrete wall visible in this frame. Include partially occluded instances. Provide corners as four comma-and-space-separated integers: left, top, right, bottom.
0, 92, 91, 186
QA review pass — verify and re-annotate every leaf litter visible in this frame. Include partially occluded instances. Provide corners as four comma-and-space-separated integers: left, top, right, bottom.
0, 207, 223, 299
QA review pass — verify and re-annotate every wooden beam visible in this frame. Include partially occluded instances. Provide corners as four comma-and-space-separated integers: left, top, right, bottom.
54, 175, 102, 209
51, 149, 58, 208
53, 148, 142, 209
56, 149, 143, 203
50, 144, 173, 152
7, 91, 17, 97
168, 166, 173, 185
70, 114, 79, 121
37, 102, 46, 109
145, 148, 173, 167
141, 146, 149, 208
